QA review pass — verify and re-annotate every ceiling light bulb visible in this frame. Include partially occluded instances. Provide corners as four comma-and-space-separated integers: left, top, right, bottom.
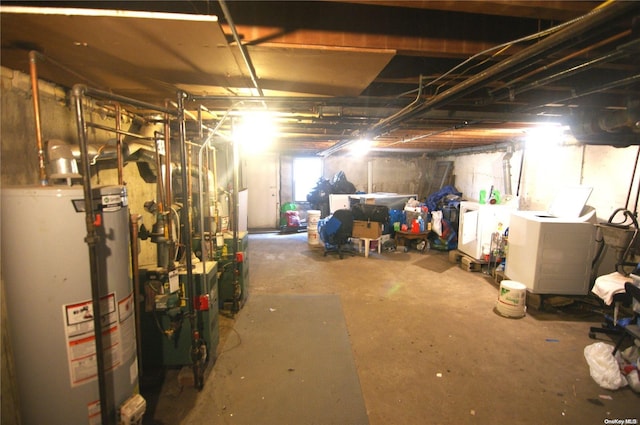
349, 138, 372, 156
233, 111, 277, 153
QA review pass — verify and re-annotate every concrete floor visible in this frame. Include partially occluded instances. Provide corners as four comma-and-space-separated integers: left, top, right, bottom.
143, 232, 640, 425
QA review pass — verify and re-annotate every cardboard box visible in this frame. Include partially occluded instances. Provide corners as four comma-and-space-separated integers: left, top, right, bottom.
352, 220, 382, 239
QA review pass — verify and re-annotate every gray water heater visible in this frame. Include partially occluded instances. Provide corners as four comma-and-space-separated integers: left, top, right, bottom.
1, 186, 139, 425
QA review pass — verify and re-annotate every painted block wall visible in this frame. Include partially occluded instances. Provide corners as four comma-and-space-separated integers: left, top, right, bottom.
442, 143, 639, 222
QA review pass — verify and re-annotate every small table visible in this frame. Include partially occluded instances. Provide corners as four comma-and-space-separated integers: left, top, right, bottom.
352, 237, 382, 258
394, 230, 430, 253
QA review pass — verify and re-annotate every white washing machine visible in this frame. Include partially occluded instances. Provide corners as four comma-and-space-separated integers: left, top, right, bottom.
505, 206, 597, 295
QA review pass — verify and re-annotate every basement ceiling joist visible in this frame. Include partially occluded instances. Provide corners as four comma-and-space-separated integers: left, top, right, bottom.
1, 1, 639, 155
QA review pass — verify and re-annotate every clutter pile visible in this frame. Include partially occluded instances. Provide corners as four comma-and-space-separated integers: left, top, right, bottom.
584, 341, 640, 392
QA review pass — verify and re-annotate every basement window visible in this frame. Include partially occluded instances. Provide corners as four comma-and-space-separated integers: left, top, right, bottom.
293, 157, 322, 202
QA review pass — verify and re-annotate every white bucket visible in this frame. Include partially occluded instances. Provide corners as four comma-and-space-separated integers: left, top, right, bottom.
308, 228, 320, 245
307, 210, 322, 246
496, 280, 527, 318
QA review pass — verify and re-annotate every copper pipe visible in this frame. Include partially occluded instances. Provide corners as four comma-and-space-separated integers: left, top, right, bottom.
115, 103, 124, 185
28, 51, 47, 186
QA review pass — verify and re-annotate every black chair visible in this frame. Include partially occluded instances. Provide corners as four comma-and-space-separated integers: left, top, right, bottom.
590, 280, 640, 355
319, 209, 355, 259
610, 282, 640, 354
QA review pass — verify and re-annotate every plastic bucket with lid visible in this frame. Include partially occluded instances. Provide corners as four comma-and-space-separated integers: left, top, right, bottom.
496, 280, 527, 318
307, 210, 321, 245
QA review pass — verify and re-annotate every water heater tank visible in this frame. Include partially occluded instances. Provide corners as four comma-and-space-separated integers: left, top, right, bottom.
1, 186, 139, 425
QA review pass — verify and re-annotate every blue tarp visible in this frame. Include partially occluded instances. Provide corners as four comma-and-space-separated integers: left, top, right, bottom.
425, 185, 462, 212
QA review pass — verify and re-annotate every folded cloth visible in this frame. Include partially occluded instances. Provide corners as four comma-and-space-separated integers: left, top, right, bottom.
592, 271, 630, 305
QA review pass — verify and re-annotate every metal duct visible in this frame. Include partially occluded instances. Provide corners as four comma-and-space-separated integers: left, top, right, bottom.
503, 146, 514, 196
570, 99, 640, 146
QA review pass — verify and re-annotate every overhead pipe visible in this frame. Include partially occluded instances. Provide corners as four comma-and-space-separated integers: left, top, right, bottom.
534, 74, 640, 112
78, 85, 175, 115
492, 38, 640, 106
320, 75, 426, 156
368, 1, 638, 138
428, 140, 523, 158
28, 51, 48, 186
219, 0, 264, 97
487, 29, 632, 100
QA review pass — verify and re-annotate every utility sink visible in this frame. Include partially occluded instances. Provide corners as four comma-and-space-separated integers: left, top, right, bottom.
596, 222, 638, 251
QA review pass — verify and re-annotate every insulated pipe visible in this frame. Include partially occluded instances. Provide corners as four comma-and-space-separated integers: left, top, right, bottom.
72, 84, 110, 425
28, 51, 48, 186
369, 1, 638, 137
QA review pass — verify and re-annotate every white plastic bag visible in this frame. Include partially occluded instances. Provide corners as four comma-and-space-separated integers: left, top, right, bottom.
584, 342, 628, 390
432, 210, 443, 237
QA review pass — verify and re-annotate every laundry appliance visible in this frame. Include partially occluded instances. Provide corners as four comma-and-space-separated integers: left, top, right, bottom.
458, 201, 517, 260
505, 186, 597, 295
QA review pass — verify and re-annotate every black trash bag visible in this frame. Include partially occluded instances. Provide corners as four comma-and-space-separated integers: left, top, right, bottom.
307, 177, 333, 217
307, 171, 356, 218
331, 171, 356, 194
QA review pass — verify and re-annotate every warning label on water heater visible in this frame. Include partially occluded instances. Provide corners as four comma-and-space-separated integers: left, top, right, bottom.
63, 292, 122, 387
